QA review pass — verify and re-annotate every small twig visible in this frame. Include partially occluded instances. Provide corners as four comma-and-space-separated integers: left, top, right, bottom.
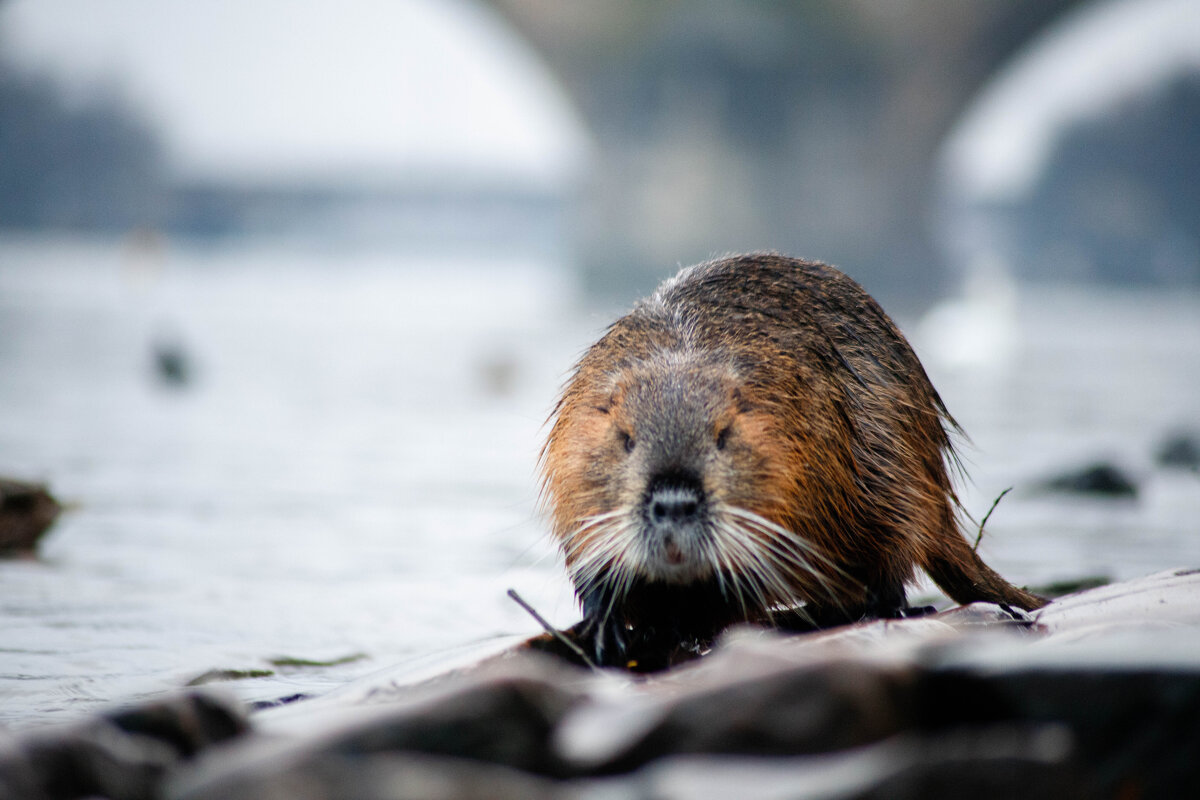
507, 588, 597, 670
973, 487, 1013, 551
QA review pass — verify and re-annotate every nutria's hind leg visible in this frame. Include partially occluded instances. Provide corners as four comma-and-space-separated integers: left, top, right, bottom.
924, 527, 1048, 612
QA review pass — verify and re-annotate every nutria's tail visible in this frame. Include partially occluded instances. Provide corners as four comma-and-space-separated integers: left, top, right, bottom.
924, 528, 1047, 612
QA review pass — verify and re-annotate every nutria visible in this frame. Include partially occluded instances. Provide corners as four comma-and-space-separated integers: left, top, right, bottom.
540, 254, 1045, 666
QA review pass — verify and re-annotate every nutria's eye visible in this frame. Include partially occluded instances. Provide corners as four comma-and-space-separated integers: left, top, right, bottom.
619, 430, 635, 453
716, 424, 732, 451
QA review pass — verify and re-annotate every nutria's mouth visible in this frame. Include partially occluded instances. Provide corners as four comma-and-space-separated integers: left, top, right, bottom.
631, 528, 715, 583
662, 537, 685, 564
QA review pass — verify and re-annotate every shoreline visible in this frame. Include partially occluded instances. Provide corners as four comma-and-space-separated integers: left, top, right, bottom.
4, 568, 1198, 799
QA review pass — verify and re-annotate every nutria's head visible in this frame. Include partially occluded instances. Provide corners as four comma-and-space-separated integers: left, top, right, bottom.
541, 346, 842, 623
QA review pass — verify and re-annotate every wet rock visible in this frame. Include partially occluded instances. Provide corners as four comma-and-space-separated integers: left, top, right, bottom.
575, 726, 1081, 800
0, 692, 248, 800
1029, 574, 1111, 599
1155, 431, 1200, 471
169, 668, 582, 799
1036, 462, 1138, 497
315, 676, 577, 775
1032, 567, 1200, 636
152, 337, 192, 389
0, 478, 62, 555
107, 692, 250, 758
559, 660, 916, 774
0, 717, 172, 800
918, 661, 1200, 798
852, 727, 1083, 800
169, 751, 562, 800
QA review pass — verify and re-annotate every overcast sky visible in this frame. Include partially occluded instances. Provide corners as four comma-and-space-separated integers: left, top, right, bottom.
0, 0, 588, 186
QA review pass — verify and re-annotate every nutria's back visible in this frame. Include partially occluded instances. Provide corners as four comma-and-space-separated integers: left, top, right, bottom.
541, 254, 1043, 666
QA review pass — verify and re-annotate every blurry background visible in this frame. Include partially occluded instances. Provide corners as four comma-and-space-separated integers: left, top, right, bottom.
1, 0, 1197, 726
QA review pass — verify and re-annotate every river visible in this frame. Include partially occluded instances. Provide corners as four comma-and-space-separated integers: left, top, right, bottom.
2, 236, 1197, 728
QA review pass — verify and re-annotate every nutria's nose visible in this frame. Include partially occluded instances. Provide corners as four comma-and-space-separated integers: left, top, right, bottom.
648, 484, 703, 525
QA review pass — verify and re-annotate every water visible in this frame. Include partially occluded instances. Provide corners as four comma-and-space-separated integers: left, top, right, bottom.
1, 237, 1198, 728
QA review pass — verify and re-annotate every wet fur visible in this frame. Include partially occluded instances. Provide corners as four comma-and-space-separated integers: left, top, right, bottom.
540, 254, 1045, 665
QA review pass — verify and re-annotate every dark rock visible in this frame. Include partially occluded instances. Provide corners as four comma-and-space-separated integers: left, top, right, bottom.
169, 751, 562, 800
1155, 431, 1200, 470
13, 718, 179, 800
0, 732, 47, 800
577, 726, 1081, 800
168, 668, 583, 800
855, 727, 1084, 800
562, 660, 916, 774
152, 338, 192, 388
918, 665, 1200, 798
1029, 574, 1111, 599
1037, 462, 1138, 497
320, 677, 576, 775
0, 692, 248, 800
0, 478, 62, 555
108, 692, 251, 758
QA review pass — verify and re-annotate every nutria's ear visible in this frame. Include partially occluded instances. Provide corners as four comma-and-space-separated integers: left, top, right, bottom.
591, 385, 623, 415
607, 383, 629, 411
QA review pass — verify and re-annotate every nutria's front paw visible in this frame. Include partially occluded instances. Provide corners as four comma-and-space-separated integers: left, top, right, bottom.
896, 604, 937, 618
578, 613, 629, 668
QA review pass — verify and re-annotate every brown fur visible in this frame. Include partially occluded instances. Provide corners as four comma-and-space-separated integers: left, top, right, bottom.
540, 254, 1043, 662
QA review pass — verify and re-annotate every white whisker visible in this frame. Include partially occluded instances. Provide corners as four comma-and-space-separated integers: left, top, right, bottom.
713, 503, 860, 617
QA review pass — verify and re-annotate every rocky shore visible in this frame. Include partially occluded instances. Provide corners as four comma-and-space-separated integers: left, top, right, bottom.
3, 569, 1199, 800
